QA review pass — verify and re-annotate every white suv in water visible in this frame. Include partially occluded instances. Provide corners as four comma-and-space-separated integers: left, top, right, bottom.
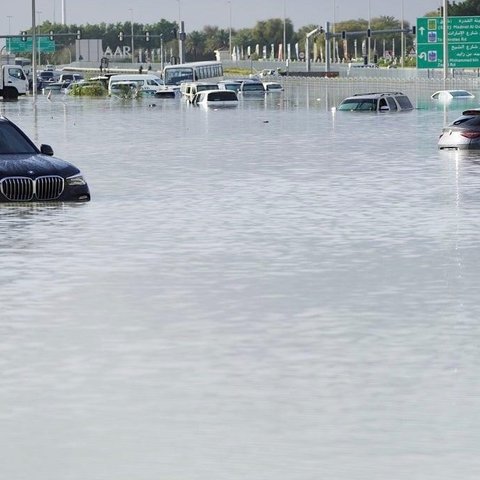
337, 92, 414, 112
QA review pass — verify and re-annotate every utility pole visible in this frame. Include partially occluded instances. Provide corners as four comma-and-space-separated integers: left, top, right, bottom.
129, 9, 134, 64
32, 0, 37, 98
443, 0, 448, 80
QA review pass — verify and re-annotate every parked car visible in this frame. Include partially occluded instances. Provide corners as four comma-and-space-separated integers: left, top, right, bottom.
180, 81, 219, 103
431, 89, 475, 100
108, 74, 166, 96
217, 79, 243, 92
337, 92, 414, 112
38, 70, 58, 83
0, 116, 90, 202
238, 79, 265, 94
438, 109, 480, 150
192, 89, 238, 107
263, 81, 284, 92
58, 73, 84, 86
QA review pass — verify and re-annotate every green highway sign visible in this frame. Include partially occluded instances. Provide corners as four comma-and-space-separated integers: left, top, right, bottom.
6, 36, 56, 53
417, 16, 480, 69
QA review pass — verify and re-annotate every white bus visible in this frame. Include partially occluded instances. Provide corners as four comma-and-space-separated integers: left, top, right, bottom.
163, 61, 223, 87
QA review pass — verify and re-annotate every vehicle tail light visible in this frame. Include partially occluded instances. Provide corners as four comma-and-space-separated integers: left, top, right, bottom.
460, 131, 480, 139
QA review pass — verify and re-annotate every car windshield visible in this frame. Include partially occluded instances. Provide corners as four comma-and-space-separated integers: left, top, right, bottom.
338, 98, 377, 111
0, 123, 37, 154
242, 83, 264, 91
451, 90, 472, 97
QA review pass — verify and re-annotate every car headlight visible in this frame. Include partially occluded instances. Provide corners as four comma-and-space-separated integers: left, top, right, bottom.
66, 173, 87, 186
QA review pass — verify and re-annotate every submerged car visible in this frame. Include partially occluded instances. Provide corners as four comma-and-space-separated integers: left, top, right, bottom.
263, 81, 284, 92
438, 109, 480, 150
431, 89, 475, 100
337, 92, 413, 112
238, 79, 265, 94
0, 116, 90, 202
217, 79, 243, 92
192, 89, 238, 107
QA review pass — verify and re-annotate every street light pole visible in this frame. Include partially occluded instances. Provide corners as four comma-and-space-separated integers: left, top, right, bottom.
332, 0, 336, 63
36, 10, 42, 67
160, 34, 164, 72
367, 0, 371, 63
177, 0, 181, 62
283, 0, 286, 62
400, 0, 404, 68
6, 16, 12, 54
32, 0, 37, 97
129, 8, 134, 64
228, 1, 232, 58
443, 0, 448, 80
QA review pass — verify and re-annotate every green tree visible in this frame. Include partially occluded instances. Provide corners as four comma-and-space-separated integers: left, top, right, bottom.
202, 25, 229, 53
186, 30, 206, 60
450, 0, 480, 15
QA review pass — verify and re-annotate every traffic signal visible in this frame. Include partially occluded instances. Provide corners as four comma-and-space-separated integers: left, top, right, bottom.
118, 31, 124, 41
412, 26, 416, 35
76, 29, 81, 40
367, 28, 371, 38
342, 31, 346, 40
145, 31, 150, 42
21, 31, 27, 42
49, 30, 54, 41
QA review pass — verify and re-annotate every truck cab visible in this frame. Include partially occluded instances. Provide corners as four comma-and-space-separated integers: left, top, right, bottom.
0, 65, 29, 99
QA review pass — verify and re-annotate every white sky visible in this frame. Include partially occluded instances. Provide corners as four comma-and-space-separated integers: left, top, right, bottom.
3, 0, 442, 36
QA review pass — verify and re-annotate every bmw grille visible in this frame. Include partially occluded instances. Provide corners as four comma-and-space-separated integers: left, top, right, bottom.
0, 176, 65, 201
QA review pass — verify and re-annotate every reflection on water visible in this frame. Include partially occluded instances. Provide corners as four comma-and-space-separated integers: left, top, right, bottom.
1, 82, 480, 480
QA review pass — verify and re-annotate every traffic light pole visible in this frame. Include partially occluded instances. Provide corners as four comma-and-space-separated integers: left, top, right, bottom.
32, 0, 37, 97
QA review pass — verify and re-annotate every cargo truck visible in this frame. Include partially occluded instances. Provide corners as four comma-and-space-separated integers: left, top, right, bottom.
0, 64, 29, 99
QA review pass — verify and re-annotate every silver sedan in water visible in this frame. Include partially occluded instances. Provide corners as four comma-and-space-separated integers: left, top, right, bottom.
438, 109, 480, 150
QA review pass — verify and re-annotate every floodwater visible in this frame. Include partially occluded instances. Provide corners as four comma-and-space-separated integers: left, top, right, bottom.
2, 80, 480, 479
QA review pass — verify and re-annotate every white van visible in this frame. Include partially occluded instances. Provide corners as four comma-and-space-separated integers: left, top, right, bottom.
180, 81, 219, 103
108, 74, 165, 96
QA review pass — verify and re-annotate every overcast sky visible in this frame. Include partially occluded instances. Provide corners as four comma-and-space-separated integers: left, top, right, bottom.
4, 0, 442, 36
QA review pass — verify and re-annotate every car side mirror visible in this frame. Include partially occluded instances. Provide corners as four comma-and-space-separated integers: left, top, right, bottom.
40, 144, 54, 156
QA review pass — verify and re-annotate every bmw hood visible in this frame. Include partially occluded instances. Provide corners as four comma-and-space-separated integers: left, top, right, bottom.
0, 154, 80, 178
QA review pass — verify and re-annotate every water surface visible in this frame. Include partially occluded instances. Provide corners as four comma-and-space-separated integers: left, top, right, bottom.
1, 82, 480, 479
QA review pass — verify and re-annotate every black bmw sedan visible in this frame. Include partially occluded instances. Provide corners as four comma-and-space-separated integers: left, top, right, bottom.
0, 116, 90, 202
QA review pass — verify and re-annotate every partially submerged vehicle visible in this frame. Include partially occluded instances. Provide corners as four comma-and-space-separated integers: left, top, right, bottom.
192, 89, 238, 107
431, 89, 475, 100
108, 74, 165, 96
180, 81, 219, 103
238, 79, 265, 95
337, 92, 413, 112
0, 116, 90, 202
263, 81, 283, 92
217, 79, 243, 92
109, 80, 141, 98
438, 109, 480, 150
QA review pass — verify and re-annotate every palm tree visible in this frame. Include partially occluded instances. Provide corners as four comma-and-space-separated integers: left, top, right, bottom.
186, 30, 206, 60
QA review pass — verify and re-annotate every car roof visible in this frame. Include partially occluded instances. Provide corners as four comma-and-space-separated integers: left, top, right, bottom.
431, 89, 475, 98
347, 92, 408, 99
